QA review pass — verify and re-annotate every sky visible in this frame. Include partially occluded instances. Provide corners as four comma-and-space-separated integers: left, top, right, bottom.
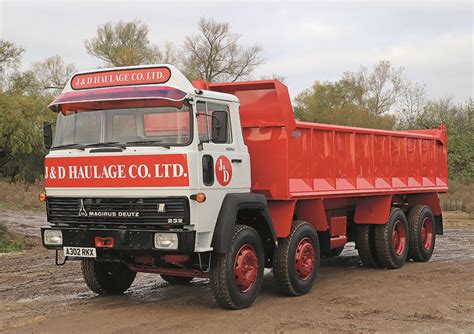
0, 0, 472, 101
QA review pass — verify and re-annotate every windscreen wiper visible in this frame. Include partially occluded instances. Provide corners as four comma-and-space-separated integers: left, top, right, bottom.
125, 140, 170, 149
83, 141, 127, 149
50, 143, 85, 150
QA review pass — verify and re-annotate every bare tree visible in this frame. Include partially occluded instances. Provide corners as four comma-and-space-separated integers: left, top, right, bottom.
84, 20, 162, 67
414, 97, 458, 128
31, 55, 77, 95
160, 42, 179, 64
344, 60, 404, 115
397, 81, 427, 128
0, 39, 25, 90
0, 39, 24, 69
183, 17, 264, 82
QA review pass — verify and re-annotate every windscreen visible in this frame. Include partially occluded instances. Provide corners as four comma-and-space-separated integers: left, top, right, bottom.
52, 105, 192, 149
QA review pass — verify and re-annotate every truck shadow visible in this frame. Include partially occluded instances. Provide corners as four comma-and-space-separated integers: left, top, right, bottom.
84, 251, 366, 308
77, 247, 374, 310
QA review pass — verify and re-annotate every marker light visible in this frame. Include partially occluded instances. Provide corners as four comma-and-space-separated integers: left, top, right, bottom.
154, 233, 178, 250
43, 229, 63, 246
95, 236, 115, 248
190, 193, 206, 203
38, 192, 47, 202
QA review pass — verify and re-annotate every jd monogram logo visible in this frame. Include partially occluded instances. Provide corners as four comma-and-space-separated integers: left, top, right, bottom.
216, 156, 232, 186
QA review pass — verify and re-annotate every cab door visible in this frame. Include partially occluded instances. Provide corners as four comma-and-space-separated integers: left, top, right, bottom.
193, 100, 250, 251
196, 101, 243, 191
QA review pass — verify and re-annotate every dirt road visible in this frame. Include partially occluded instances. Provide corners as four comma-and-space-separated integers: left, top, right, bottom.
1, 210, 473, 333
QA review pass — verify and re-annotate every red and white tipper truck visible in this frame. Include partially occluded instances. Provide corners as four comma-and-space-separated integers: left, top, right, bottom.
41, 65, 448, 309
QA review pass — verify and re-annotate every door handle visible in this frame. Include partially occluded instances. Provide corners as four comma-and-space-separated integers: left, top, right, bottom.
231, 159, 242, 163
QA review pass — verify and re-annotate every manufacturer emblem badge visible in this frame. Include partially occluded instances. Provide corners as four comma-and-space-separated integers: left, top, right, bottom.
157, 203, 166, 213
78, 199, 88, 217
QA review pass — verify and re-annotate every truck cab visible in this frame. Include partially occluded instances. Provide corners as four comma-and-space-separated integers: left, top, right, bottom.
42, 65, 275, 309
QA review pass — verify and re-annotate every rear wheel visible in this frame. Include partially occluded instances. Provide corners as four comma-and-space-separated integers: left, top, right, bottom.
273, 221, 320, 296
374, 208, 409, 269
160, 275, 193, 284
408, 205, 436, 262
210, 225, 264, 309
81, 259, 136, 295
356, 224, 380, 267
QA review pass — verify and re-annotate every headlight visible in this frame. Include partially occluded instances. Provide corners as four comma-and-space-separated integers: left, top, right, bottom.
44, 229, 63, 246
154, 233, 178, 250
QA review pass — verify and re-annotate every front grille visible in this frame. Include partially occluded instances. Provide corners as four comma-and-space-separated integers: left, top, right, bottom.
47, 197, 189, 227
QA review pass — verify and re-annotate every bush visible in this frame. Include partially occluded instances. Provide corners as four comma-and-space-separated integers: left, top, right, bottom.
0, 93, 54, 183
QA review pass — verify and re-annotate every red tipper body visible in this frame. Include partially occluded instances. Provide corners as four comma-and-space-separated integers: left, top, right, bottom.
204, 80, 448, 237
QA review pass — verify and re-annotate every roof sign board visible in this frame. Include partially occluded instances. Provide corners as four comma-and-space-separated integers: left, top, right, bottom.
71, 66, 172, 90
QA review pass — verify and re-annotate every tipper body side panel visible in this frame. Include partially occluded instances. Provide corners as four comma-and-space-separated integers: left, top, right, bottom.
208, 80, 449, 201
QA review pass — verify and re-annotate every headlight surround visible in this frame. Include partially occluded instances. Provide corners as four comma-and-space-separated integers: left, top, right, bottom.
43, 229, 63, 246
154, 233, 178, 250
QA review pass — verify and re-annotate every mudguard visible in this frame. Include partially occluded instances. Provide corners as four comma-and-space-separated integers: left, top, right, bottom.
211, 193, 275, 254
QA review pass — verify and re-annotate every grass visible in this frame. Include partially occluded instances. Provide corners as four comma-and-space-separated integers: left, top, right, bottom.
0, 222, 34, 253
443, 211, 474, 228
0, 179, 45, 211
440, 179, 474, 215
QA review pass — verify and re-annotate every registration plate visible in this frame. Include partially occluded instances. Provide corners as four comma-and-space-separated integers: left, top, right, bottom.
63, 247, 97, 258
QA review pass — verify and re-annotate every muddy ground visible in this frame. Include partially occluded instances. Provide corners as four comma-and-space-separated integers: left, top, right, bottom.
0, 210, 473, 333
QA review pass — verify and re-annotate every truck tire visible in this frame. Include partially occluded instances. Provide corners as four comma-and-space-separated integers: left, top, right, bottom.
273, 221, 320, 296
160, 275, 194, 284
407, 205, 436, 262
374, 208, 409, 269
210, 225, 265, 309
81, 259, 136, 295
322, 246, 344, 258
356, 224, 380, 268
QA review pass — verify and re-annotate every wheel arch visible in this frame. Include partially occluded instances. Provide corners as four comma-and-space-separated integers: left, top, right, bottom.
354, 195, 393, 225
211, 193, 276, 255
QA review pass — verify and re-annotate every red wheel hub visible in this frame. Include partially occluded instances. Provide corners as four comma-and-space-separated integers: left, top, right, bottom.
233, 244, 258, 293
392, 220, 407, 256
295, 237, 316, 280
421, 217, 434, 250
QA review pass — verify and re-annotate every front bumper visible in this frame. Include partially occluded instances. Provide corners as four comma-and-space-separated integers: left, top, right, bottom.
41, 227, 196, 253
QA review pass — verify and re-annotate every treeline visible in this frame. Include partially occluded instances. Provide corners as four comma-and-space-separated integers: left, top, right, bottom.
0, 18, 472, 184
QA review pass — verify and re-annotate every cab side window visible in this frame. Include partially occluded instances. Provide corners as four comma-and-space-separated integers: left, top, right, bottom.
197, 102, 232, 144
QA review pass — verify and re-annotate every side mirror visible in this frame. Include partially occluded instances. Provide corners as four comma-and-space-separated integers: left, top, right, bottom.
211, 111, 228, 143
43, 121, 53, 149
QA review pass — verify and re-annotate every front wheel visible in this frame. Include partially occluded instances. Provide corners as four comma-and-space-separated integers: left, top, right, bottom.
81, 259, 136, 295
273, 221, 320, 296
210, 225, 265, 309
